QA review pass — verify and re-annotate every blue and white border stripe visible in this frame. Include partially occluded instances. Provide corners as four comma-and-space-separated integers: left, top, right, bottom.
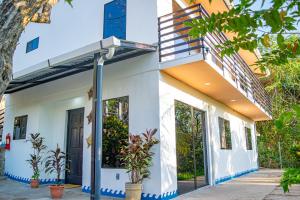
82, 185, 177, 200
215, 168, 258, 184
4, 172, 64, 185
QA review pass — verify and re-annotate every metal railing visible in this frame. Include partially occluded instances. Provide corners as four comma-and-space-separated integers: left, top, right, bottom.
158, 4, 272, 116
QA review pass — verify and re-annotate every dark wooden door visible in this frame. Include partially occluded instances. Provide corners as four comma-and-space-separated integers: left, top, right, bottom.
66, 108, 84, 185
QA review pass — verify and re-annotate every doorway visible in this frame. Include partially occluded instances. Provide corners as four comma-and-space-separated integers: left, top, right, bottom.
66, 108, 84, 185
175, 101, 208, 195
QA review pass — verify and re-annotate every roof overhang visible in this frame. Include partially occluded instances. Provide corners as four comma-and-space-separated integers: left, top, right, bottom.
6, 37, 157, 94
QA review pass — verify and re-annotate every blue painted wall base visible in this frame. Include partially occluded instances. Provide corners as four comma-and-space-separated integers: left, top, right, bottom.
82, 185, 177, 200
215, 168, 258, 185
5, 168, 258, 199
4, 172, 65, 185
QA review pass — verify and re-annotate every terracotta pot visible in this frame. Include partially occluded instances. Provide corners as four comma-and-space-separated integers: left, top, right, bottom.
49, 185, 64, 199
30, 179, 39, 188
125, 183, 142, 200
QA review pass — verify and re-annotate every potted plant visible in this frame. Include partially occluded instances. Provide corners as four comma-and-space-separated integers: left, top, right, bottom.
120, 129, 159, 200
26, 133, 47, 188
45, 144, 68, 199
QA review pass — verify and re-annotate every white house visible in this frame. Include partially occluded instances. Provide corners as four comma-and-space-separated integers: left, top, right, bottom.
1, 0, 271, 199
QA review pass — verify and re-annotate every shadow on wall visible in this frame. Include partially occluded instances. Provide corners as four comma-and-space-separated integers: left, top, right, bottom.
160, 98, 178, 194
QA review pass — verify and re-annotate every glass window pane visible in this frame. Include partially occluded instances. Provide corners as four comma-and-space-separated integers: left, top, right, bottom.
218, 117, 232, 149
13, 115, 27, 140
175, 100, 208, 195
26, 37, 39, 53
224, 120, 232, 149
102, 96, 129, 168
245, 127, 252, 150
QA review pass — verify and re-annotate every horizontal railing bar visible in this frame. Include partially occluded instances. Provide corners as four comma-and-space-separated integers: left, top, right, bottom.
160, 33, 190, 44
158, 3, 200, 19
159, 16, 202, 32
205, 42, 252, 89
160, 45, 204, 58
159, 8, 201, 24
158, 3, 272, 115
160, 38, 202, 51
160, 26, 191, 37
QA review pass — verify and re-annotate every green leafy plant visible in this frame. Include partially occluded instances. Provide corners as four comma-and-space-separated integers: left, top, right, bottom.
280, 168, 300, 192
120, 129, 159, 184
280, 143, 300, 192
187, 0, 300, 69
45, 144, 68, 185
102, 115, 128, 168
26, 133, 47, 180
256, 42, 300, 169
291, 144, 300, 159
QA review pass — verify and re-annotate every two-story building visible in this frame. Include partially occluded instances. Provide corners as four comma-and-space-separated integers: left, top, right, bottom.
1, 0, 271, 199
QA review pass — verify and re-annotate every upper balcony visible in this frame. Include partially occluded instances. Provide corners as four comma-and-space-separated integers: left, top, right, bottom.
158, 3, 271, 121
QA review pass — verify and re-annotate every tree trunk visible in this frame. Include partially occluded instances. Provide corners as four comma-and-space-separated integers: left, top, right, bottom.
0, 0, 55, 95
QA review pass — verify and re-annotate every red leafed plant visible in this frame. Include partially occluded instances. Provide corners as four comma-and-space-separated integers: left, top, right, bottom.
120, 129, 159, 184
44, 144, 68, 185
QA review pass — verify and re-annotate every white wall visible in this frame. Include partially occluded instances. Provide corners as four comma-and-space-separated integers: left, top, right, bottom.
6, 0, 260, 197
4, 52, 164, 196
13, 0, 159, 74
4, 70, 92, 181
13, 0, 103, 73
158, 72, 258, 193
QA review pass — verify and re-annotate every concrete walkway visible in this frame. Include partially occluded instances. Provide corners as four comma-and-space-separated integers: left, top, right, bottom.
176, 169, 299, 200
0, 179, 117, 200
0, 169, 299, 200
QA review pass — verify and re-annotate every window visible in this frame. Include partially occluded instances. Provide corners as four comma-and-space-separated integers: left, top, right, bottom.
103, 0, 127, 39
102, 96, 129, 168
218, 117, 232, 149
175, 100, 208, 189
13, 115, 28, 140
245, 127, 253, 150
26, 37, 39, 53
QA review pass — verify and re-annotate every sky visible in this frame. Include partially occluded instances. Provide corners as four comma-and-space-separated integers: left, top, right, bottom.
234, 0, 300, 32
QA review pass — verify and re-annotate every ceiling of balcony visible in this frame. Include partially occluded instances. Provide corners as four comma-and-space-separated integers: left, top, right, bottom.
161, 59, 271, 121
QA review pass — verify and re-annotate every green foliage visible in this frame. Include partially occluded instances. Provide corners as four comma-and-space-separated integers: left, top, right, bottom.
177, 170, 204, 181
65, 0, 73, 6
120, 129, 159, 184
44, 144, 68, 185
280, 143, 300, 192
26, 133, 47, 180
257, 38, 300, 167
31, 171, 40, 180
187, 0, 300, 68
102, 115, 128, 168
186, 0, 300, 191
175, 101, 206, 179
291, 144, 300, 159
280, 168, 300, 192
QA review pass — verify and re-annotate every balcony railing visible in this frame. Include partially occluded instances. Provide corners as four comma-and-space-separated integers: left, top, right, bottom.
158, 4, 272, 116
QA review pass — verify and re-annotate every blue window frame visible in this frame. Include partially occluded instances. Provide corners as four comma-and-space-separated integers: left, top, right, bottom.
103, 0, 126, 40
26, 37, 39, 53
